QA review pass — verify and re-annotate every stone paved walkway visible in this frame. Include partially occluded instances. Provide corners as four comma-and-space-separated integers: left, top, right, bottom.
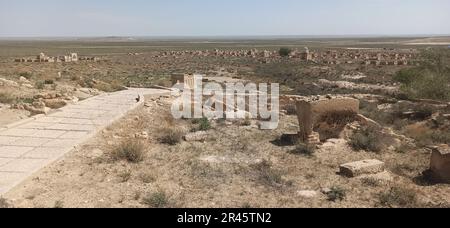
0, 88, 169, 194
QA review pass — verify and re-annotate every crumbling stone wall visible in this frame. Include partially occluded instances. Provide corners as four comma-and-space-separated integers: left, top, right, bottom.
296, 97, 360, 143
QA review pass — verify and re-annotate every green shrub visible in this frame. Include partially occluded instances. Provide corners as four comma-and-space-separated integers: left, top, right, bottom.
279, 47, 292, 57
394, 50, 450, 101
159, 128, 183, 145
393, 68, 422, 85
111, 140, 145, 163
143, 191, 169, 208
192, 117, 211, 132
349, 126, 383, 153
326, 187, 346, 202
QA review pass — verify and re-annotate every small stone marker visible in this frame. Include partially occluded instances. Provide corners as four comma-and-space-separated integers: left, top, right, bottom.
340, 159, 385, 177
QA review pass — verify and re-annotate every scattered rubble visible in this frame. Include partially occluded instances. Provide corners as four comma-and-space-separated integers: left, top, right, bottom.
0, 78, 19, 87
184, 131, 208, 142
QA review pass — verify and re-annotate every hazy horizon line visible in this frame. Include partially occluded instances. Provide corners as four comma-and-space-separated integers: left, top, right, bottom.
1, 34, 449, 41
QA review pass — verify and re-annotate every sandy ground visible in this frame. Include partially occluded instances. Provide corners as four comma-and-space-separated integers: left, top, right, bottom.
3, 98, 449, 208
0, 106, 30, 127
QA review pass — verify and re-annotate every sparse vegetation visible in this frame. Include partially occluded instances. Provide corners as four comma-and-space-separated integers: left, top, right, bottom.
279, 47, 292, 57
291, 143, 316, 157
142, 191, 170, 208
394, 50, 450, 101
326, 187, 346, 202
159, 128, 183, 145
361, 177, 381, 187
54, 200, 64, 208
19, 72, 33, 79
252, 160, 284, 187
193, 117, 211, 131
377, 186, 420, 208
118, 170, 132, 182
111, 140, 145, 163
0, 92, 15, 104
139, 172, 155, 184
0, 197, 11, 208
349, 126, 384, 153
35, 81, 45, 90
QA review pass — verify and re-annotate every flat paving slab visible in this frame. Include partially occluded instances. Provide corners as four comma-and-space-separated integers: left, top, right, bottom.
0, 88, 169, 195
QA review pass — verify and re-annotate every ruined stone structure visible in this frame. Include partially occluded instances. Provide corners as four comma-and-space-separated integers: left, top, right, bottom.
15, 52, 97, 63
171, 73, 201, 90
296, 96, 360, 144
155, 47, 416, 66
429, 145, 450, 183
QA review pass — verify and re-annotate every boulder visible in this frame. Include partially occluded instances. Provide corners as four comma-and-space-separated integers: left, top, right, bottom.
19, 76, 30, 84
340, 159, 385, 177
43, 99, 67, 109
296, 190, 319, 199
184, 131, 208, 142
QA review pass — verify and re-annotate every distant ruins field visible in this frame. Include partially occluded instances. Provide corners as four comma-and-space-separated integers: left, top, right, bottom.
0, 36, 449, 208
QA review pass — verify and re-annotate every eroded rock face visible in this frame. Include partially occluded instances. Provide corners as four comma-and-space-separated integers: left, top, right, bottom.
340, 159, 385, 178
430, 145, 450, 183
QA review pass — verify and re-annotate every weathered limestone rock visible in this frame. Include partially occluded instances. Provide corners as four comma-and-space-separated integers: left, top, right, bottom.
184, 131, 208, 142
43, 99, 67, 109
24, 103, 50, 115
296, 190, 319, 199
0, 78, 19, 87
340, 159, 385, 177
296, 96, 359, 143
19, 76, 30, 84
430, 145, 450, 183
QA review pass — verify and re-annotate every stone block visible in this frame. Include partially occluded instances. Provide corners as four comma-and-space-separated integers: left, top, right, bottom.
340, 159, 385, 177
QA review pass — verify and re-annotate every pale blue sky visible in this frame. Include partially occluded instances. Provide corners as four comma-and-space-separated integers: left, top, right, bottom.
0, 0, 449, 37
